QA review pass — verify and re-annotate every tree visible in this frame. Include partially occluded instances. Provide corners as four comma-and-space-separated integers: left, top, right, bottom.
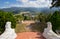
49, 11, 60, 32
0, 10, 16, 34
15, 15, 24, 21
37, 13, 46, 22
46, 13, 52, 22
51, 0, 60, 8
24, 16, 31, 20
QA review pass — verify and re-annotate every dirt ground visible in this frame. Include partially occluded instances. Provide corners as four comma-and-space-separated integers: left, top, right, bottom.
16, 32, 45, 39
16, 21, 46, 39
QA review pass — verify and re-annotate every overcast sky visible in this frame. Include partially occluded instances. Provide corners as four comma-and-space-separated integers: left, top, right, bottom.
0, 0, 52, 8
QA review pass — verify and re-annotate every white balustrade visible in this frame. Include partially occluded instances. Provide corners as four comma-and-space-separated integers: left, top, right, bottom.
0, 22, 17, 39
43, 22, 60, 39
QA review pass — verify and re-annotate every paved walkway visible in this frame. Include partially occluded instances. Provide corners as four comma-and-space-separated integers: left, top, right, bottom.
16, 32, 45, 39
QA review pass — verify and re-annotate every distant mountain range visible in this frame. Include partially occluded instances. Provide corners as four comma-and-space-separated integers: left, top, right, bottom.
0, 7, 59, 14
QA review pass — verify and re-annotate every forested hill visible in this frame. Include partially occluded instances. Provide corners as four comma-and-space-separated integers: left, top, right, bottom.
0, 7, 59, 14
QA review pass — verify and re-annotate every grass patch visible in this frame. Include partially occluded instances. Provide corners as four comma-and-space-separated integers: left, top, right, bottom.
15, 23, 27, 33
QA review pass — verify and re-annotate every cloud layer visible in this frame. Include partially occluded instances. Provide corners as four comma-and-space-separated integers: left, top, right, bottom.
0, 0, 52, 8
16, 0, 52, 8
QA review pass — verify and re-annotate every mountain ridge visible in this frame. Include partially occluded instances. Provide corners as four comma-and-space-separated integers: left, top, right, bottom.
0, 7, 59, 14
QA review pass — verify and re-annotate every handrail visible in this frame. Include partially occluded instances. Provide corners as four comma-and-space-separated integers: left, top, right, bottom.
43, 22, 60, 39
0, 22, 17, 39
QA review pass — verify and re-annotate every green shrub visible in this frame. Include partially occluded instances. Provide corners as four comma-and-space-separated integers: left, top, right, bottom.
46, 13, 52, 22
0, 10, 16, 34
37, 13, 47, 22
15, 15, 24, 21
49, 11, 60, 32
24, 16, 31, 20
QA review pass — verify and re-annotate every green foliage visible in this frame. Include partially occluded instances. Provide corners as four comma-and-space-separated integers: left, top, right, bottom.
15, 14, 31, 21
34, 15, 38, 20
49, 11, 60, 32
15, 15, 24, 21
0, 10, 16, 34
46, 13, 52, 22
37, 13, 47, 22
24, 16, 31, 20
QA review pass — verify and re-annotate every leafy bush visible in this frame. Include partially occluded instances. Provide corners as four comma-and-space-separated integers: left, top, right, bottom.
46, 13, 52, 22
49, 11, 60, 32
0, 10, 16, 34
37, 13, 47, 22
15, 15, 24, 21
24, 16, 31, 20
